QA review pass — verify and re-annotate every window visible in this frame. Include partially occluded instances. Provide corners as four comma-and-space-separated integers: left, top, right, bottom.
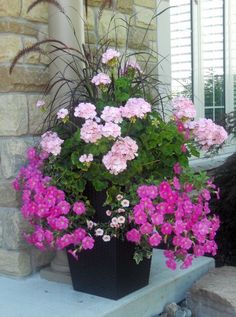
157, 0, 236, 124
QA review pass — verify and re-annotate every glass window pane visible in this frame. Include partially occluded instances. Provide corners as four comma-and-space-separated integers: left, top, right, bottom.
170, 0, 192, 98
205, 108, 213, 120
201, 0, 225, 121
232, 2, 236, 110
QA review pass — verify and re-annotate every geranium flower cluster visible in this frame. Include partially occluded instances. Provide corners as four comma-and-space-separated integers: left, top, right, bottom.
126, 175, 220, 270
171, 97, 228, 149
40, 131, 64, 156
189, 118, 228, 150
102, 48, 120, 65
57, 97, 151, 174
102, 136, 138, 175
13, 147, 95, 254
172, 97, 196, 120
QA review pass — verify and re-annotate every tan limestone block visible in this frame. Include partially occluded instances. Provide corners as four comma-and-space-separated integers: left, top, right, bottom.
0, 138, 31, 179
98, 11, 128, 46
87, 0, 105, 7
0, 65, 48, 92
0, 20, 38, 36
0, 249, 32, 276
0, 94, 28, 136
28, 94, 50, 134
85, 31, 97, 45
23, 36, 40, 64
134, 6, 156, 29
21, 0, 48, 23
1, 207, 30, 250
31, 248, 55, 272
134, 0, 156, 9
0, 34, 22, 63
0, 180, 19, 207
116, 0, 133, 14
84, 6, 95, 31
0, 0, 21, 17
128, 26, 149, 49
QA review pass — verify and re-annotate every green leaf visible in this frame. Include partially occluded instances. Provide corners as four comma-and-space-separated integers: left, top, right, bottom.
74, 129, 81, 142
188, 144, 200, 158
92, 179, 108, 191
105, 185, 119, 205
133, 251, 144, 264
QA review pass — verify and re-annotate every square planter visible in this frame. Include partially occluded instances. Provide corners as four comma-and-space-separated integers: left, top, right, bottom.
67, 237, 152, 300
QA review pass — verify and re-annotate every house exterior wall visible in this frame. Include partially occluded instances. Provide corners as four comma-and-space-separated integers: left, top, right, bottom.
85, 0, 157, 51
0, 0, 52, 277
0, 0, 157, 277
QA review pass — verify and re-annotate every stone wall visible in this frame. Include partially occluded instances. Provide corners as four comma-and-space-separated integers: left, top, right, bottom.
0, 0, 53, 277
85, 0, 157, 52
0, 0, 158, 277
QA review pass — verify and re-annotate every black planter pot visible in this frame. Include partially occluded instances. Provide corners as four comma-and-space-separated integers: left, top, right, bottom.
67, 237, 152, 300
67, 183, 152, 299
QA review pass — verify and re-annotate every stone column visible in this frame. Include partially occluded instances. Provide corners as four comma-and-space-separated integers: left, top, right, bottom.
40, 0, 84, 284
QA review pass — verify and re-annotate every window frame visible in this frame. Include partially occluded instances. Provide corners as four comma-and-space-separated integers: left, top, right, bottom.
157, 0, 236, 165
157, 0, 235, 117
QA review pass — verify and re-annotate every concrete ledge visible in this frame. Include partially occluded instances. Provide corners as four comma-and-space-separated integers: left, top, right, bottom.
0, 250, 214, 317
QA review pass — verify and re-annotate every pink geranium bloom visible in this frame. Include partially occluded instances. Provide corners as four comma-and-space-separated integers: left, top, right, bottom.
74, 103, 97, 120
36, 100, 45, 108
190, 118, 228, 150
102, 48, 120, 64
101, 106, 123, 124
101, 122, 121, 138
40, 131, 64, 156
172, 97, 196, 120
91, 73, 111, 86
80, 120, 103, 143
57, 108, 69, 119
121, 98, 152, 119
102, 136, 138, 175
124, 60, 142, 73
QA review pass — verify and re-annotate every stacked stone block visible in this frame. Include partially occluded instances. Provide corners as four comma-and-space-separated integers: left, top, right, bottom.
85, 0, 157, 52
0, 0, 53, 277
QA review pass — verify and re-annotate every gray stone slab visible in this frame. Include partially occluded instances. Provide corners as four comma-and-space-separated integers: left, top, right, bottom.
187, 266, 236, 317
0, 250, 214, 317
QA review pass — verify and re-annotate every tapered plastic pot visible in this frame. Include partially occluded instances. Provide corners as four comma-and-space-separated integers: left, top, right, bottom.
67, 183, 152, 299
67, 237, 152, 300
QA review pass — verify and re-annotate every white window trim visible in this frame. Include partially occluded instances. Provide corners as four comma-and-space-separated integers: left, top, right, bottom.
157, 0, 236, 169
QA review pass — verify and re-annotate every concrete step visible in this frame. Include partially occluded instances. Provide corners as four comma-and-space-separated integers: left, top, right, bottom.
0, 250, 214, 317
